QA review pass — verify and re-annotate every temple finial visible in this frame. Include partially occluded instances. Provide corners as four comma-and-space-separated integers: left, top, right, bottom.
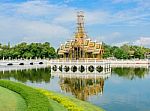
75, 11, 86, 38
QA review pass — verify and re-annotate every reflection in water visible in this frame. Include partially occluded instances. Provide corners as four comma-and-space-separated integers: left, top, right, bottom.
112, 67, 150, 80
0, 67, 51, 83
59, 77, 105, 100
0, 66, 150, 111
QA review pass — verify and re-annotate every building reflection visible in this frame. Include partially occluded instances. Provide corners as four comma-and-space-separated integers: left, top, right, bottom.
59, 76, 106, 101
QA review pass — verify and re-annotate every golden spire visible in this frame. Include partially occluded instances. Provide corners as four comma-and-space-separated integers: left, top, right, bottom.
75, 11, 86, 39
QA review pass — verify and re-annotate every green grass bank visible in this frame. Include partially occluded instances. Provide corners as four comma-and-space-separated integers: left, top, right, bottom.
0, 80, 105, 111
0, 86, 27, 111
38, 89, 105, 111
0, 80, 49, 111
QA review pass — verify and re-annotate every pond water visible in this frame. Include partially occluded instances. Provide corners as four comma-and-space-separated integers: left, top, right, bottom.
0, 66, 150, 111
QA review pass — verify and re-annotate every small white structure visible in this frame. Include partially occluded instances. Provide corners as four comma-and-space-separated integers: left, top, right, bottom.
50, 59, 111, 74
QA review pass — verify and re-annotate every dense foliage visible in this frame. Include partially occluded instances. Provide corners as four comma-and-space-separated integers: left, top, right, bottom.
103, 43, 150, 59
0, 42, 57, 59
0, 80, 49, 111
0, 42, 149, 60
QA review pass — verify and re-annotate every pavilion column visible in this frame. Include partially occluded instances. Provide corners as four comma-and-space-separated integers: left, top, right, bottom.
64, 54, 66, 60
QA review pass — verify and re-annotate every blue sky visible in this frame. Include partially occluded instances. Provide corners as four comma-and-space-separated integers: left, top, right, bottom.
0, 0, 150, 48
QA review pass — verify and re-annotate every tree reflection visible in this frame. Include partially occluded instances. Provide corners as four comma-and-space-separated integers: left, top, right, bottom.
59, 77, 104, 101
0, 67, 51, 83
112, 67, 149, 80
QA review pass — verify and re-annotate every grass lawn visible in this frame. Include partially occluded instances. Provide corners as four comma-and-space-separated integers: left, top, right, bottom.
0, 86, 27, 111
48, 99, 67, 111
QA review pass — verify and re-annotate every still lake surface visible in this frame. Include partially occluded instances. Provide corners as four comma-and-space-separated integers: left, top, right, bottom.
0, 65, 150, 111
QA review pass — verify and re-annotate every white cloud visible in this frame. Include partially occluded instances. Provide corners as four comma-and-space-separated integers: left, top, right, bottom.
16, 1, 53, 16
1, 0, 150, 26
113, 41, 130, 47
0, 15, 70, 47
96, 32, 121, 42
112, 0, 147, 4
64, 0, 74, 3
53, 6, 150, 26
85, 11, 110, 25
134, 37, 150, 47
53, 9, 76, 24
0, 0, 150, 48
112, 37, 150, 47
0, 1, 72, 47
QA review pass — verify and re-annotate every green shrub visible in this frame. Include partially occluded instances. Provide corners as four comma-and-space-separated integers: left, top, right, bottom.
0, 80, 49, 111
38, 89, 84, 111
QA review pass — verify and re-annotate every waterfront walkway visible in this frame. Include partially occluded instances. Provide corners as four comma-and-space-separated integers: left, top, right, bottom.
0, 59, 149, 66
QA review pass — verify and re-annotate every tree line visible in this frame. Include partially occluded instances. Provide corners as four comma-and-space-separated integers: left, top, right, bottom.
103, 43, 150, 59
0, 42, 57, 59
0, 42, 149, 60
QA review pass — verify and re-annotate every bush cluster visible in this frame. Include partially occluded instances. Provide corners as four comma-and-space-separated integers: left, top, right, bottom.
38, 89, 84, 111
0, 80, 49, 111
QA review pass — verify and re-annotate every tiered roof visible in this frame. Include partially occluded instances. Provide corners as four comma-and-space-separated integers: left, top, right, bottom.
58, 11, 104, 56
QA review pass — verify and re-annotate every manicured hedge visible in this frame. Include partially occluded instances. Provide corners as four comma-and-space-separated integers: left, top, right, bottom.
38, 89, 104, 111
38, 89, 84, 111
0, 80, 49, 111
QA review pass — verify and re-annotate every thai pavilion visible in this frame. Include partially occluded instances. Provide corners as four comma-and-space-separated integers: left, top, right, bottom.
58, 11, 104, 60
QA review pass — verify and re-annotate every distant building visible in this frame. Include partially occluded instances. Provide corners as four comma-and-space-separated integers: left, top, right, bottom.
58, 11, 104, 60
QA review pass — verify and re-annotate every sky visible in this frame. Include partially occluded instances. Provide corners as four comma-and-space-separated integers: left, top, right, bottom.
0, 0, 150, 48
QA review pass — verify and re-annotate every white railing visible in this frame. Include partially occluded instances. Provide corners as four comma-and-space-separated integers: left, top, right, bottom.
50, 59, 106, 63
108, 59, 149, 64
